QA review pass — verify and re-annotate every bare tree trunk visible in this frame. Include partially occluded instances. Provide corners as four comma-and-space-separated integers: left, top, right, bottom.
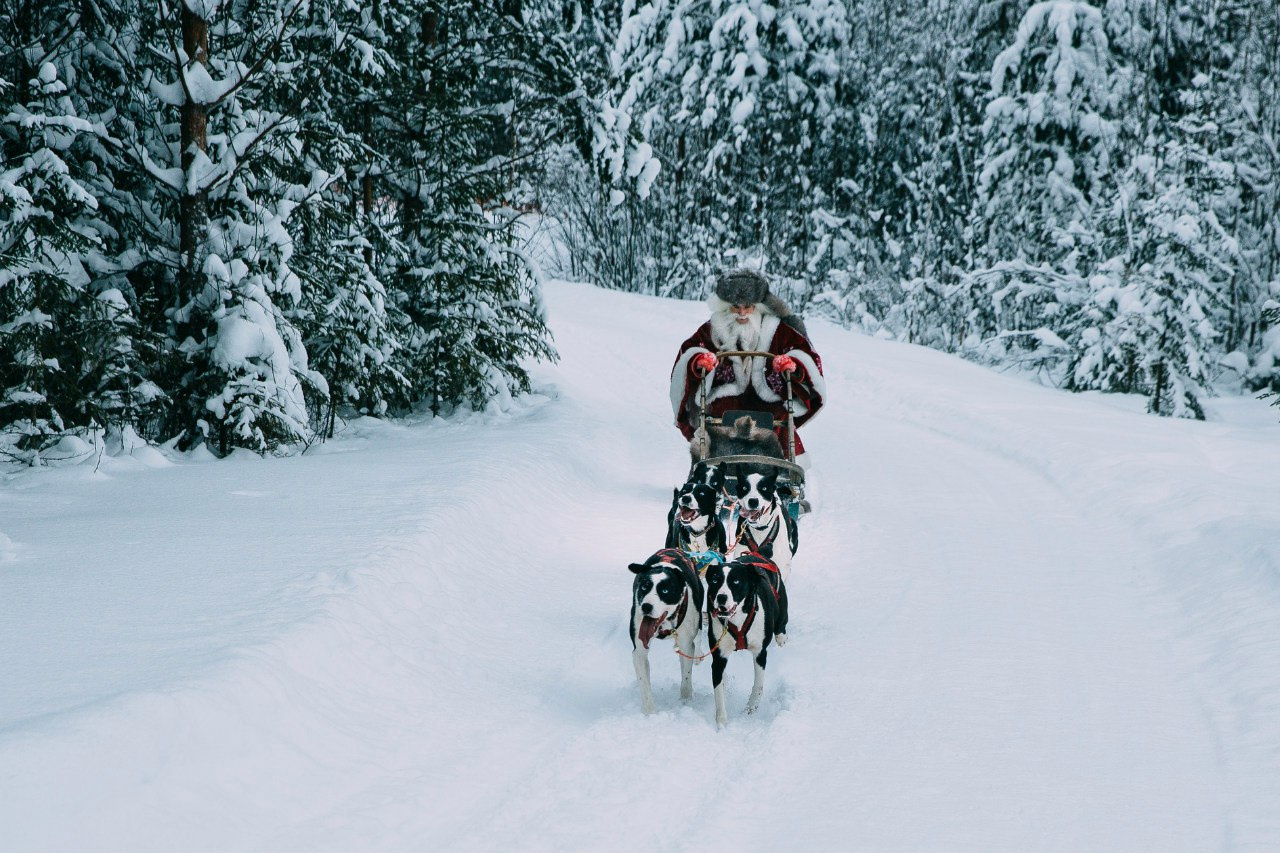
362, 99, 375, 265
1150, 329, 1169, 415
179, 2, 209, 315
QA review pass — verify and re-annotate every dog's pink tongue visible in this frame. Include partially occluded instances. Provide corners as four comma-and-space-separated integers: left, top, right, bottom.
637, 615, 663, 648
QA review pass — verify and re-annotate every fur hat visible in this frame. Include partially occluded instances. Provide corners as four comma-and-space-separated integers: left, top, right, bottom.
714, 269, 770, 305
712, 268, 809, 338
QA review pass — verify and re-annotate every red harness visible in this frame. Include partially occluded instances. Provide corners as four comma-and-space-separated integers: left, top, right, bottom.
721, 599, 758, 650
734, 553, 783, 603
738, 514, 782, 559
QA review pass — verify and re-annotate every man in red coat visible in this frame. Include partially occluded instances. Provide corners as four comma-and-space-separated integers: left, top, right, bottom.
670, 268, 825, 466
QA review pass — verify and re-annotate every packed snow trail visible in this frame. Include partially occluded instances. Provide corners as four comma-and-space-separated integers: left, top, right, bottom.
2, 281, 1278, 852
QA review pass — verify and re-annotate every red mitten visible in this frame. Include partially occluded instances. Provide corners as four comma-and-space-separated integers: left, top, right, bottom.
772, 354, 798, 374
692, 352, 718, 376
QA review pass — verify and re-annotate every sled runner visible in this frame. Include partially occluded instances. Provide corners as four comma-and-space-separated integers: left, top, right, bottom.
692, 350, 809, 518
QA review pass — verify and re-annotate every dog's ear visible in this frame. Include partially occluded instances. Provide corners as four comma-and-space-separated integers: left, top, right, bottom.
628, 563, 649, 574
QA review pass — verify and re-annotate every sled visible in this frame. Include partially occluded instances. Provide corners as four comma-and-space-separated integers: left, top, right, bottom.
692, 350, 809, 518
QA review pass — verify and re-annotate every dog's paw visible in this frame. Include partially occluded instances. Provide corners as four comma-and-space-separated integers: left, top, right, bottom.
774, 632, 788, 647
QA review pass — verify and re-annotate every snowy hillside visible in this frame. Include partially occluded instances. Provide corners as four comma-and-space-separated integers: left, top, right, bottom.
3, 281, 1279, 852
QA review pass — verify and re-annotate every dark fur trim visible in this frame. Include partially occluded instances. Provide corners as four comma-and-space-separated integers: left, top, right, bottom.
774, 307, 809, 337
709, 415, 784, 459
715, 269, 769, 305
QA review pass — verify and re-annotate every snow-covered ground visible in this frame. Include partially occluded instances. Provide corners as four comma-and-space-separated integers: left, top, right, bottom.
3, 280, 1279, 852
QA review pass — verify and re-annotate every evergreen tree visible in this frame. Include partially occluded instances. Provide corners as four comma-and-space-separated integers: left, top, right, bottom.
373, 0, 562, 417
1071, 67, 1239, 417
1259, 306, 1280, 412
967, 1, 1121, 364
589, 0, 859, 299
0, 62, 150, 460
180, 2, 326, 452
286, 0, 408, 434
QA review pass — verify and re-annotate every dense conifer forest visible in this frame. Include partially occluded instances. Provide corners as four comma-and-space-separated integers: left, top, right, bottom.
3, 0, 1277, 461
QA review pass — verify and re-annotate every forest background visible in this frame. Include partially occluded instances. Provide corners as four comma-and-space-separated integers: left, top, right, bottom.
3, 0, 1278, 462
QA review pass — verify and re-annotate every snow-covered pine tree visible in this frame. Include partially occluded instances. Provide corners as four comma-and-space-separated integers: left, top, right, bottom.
291, 193, 405, 434
593, 0, 857, 301
538, 0, 684, 294
133, 0, 326, 454
1259, 306, 1280, 413
1072, 136, 1232, 418
0, 62, 138, 461
285, 0, 408, 435
967, 0, 1122, 369
1068, 4, 1244, 418
804, 0, 988, 348
1213, 0, 1280, 395
373, 0, 560, 417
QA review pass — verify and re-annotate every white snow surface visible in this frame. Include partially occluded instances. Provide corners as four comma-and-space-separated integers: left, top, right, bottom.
3, 281, 1280, 852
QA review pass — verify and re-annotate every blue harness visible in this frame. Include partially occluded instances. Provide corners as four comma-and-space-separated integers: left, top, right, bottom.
683, 549, 725, 576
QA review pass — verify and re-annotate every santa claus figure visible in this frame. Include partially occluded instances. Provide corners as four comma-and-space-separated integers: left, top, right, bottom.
670, 268, 826, 466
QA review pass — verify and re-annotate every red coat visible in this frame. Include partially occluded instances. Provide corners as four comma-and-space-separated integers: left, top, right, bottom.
669, 315, 825, 455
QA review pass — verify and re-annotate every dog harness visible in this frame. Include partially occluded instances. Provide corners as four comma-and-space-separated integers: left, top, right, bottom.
737, 515, 782, 559
716, 553, 784, 650
735, 552, 783, 603
683, 549, 725, 576
720, 600, 757, 651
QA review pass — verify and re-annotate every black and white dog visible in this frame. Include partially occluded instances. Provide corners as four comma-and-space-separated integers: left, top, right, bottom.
705, 553, 789, 726
687, 459, 725, 492
732, 472, 798, 575
628, 549, 705, 715
666, 483, 727, 556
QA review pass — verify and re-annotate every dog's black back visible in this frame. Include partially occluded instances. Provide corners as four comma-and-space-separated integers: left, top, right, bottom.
705, 554, 788, 647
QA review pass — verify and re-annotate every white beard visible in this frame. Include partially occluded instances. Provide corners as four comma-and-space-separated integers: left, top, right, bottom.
710, 309, 763, 352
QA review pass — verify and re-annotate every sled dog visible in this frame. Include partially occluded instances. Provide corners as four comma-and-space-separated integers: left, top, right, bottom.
666, 474, 729, 558
732, 471, 798, 576
705, 554, 788, 726
687, 459, 725, 493
628, 549, 705, 715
